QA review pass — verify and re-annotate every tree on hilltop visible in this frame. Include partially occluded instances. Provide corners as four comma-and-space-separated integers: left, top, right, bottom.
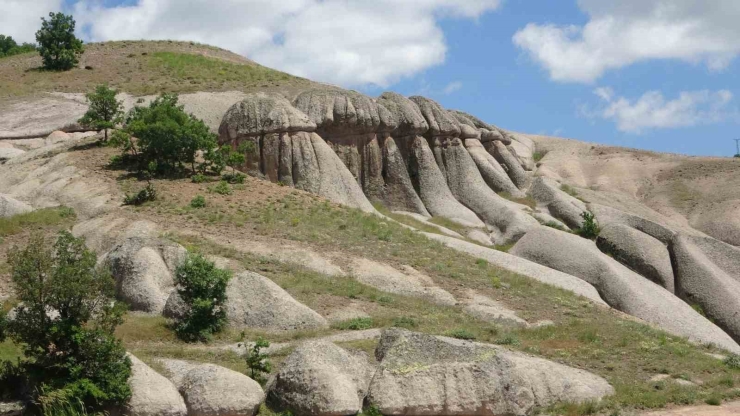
35, 12, 84, 71
0, 35, 36, 58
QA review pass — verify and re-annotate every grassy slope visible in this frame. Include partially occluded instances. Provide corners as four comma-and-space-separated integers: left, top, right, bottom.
60, 138, 738, 415
0, 40, 314, 100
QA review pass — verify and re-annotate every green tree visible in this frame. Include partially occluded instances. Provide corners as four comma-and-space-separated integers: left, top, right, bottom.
35, 12, 84, 71
78, 85, 124, 141
244, 337, 271, 385
2, 231, 130, 412
577, 211, 601, 240
174, 253, 231, 342
0, 35, 36, 59
122, 93, 219, 175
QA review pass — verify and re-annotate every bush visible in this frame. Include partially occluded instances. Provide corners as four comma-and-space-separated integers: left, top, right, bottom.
577, 212, 601, 240
2, 231, 130, 412
191, 174, 208, 184
174, 254, 231, 342
222, 172, 246, 184
78, 85, 124, 141
190, 195, 206, 209
123, 183, 157, 206
0, 35, 36, 59
35, 13, 84, 71
333, 317, 373, 331
447, 329, 476, 340
392, 317, 417, 329
243, 337, 271, 385
724, 354, 740, 369
120, 94, 219, 176
211, 181, 232, 195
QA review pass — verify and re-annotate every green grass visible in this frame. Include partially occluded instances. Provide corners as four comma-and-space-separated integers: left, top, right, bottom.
149, 52, 296, 89
0, 207, 76, 237
428, 216, 472, 235
560, 184, 579, 198
129, 185, 740, 415
332, 317, 374, 331
533, 150, 548, 163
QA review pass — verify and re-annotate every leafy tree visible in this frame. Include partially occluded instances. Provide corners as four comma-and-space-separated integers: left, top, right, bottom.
0, 35, 36, 58
244, 337, 271, 385
2, 231, 130, 412
121, 94, 219, 175
35, 12, 84, 71
577, 211, 601, 240
78, 85, 124, 141
174, 254, 231, 342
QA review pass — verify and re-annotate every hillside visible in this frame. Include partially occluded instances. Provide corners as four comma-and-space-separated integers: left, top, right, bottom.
1, 41, 740, 416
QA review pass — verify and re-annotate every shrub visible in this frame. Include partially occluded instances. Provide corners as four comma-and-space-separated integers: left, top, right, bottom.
532, 150, 548, 162
174, 254, 231, 342
222, 172, 246, 184
0, 35, 36, 59
191, 174, 208, 184
333, 317, 373, 331
244, 337, 271, 385
190, 195, 206, 209
35, 13, 84, 71
705, 397, 721, 406
121, 94, 218, 175
724, 354, 740, 369
735, 154, 740, 158
495, 335, 521, 346
577, 212, 601, 240
2, 231, 130, 412
123, 183, 157, 206
78, 85, 124, 141
211, 181, 232, 195
392, 316, 417, 329
447, 329, 476, 340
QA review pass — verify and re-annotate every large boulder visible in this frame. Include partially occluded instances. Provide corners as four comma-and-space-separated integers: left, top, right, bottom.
0, 194, 32, 218
219, 92, 316, 140
293, 88, 396, 136
408, 96, 460, 137
367, 329, 614, 416
440, 137, 539, 244
178, 364, 265, 416
596, 224, 674, 292
396, 135, 484, 227
672, 234, 740, 343
106, 238, 188, 315
125, 354, 187, 416
510, 227, 740, 353
465, 139, 523, 197
528, 177, 587, 229
267, 341, 374, 416
225, 271, 329, 331
488, 141, 529, 190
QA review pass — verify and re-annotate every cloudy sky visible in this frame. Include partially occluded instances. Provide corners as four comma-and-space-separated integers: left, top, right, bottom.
3, 0, 740, 156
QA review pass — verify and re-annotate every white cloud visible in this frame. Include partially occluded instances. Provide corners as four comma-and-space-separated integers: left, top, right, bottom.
513, 0, 740, 83
0, 0, 63, 44
586, 87, 737, 133
443, 81, 463, 94
16, 0, 500, 88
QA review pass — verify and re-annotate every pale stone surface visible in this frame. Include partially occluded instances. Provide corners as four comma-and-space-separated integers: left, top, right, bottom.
125, 354, 187, 416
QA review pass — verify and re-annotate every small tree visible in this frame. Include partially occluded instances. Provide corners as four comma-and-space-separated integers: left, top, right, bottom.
122, 94, 219, 175
0, 35, 35, 58
174, 254, 231, 342
243, 337, 271, 385
3, 231, 130, 412
35, 12, 84, 71
578, 211, 601, 240
78, 85, 124, 141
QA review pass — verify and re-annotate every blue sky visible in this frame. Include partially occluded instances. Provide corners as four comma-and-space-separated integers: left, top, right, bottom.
3, 0, 740, 157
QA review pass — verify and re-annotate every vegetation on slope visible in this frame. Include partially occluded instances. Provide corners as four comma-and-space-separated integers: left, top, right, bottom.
0, 40, 312, 99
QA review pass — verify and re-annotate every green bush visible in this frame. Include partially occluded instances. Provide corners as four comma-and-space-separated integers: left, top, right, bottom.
119, 94, 218, 175
577, 212, 601, 240
78, 85, 124, 141
191, 174, 208, 184
190, 195, 206, 209
174, 254, 231, 342
35, 13, 84, 71
333, 317, 373, 331
0, 35, 36, 59
211, 181, 232, 195
244, 337, 271, 385
392, 316, 417, 329
447, 329, 476, 340
724, 354, 740, 369
1, 231, 130, 412
222, 172, 246, 184
123, 183, 157, 206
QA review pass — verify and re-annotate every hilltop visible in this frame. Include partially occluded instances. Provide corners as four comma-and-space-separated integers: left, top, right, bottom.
0, 41, 740, 416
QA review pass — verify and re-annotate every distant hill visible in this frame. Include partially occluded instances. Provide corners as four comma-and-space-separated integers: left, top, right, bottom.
0, 40, 315, 100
